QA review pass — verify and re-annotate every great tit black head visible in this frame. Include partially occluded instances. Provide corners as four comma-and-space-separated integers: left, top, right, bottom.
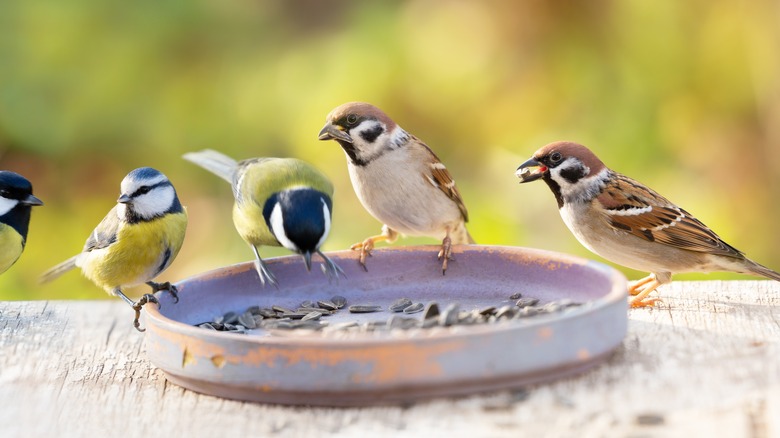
0, 171, 43, 240
263, 188, 332, 271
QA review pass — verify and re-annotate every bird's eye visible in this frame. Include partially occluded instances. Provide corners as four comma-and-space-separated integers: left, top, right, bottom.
0, 190, 8, 198
550, 152, 563, 163
346, 114, 358, 125
136, 186, 151, 196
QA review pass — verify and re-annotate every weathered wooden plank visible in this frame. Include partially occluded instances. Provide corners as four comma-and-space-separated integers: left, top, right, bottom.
1, 280, 778, 437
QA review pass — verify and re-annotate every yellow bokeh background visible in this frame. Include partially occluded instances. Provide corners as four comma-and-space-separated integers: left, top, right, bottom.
1, 0, 779, 299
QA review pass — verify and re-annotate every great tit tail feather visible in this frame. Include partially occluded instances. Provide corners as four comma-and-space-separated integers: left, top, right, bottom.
182, 149, 238, 184
40, 255, 78, 284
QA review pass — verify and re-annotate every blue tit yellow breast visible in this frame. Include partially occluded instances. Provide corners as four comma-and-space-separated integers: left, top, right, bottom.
0, 223, 24, 274
233, 158, 333, 247
79, 211, 187, 293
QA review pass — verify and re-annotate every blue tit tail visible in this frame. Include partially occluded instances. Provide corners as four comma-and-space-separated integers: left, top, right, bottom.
182, 149, 238, 184
40, 255, 78, 284
303, 251, 313, 272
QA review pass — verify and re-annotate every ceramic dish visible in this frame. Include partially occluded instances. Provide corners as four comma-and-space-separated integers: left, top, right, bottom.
143, 245, 627, 406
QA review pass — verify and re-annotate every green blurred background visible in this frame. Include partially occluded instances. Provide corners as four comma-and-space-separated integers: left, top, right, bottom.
1, 0, 779, 300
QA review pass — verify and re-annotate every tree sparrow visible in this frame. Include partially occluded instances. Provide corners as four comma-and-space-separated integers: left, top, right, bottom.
516, 141, 780, 307
318, 102, 474, 273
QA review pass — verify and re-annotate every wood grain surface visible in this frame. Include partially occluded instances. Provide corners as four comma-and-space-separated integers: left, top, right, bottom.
1, 280, 778, 437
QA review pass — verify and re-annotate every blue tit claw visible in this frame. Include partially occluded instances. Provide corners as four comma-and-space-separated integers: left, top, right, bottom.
146, 281, 179, 303
318, 250, 346, 283
131, 294, 159, 332
114, 291, 159, 333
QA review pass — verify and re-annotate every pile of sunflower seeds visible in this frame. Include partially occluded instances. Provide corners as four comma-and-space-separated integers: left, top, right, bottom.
196, 295, 351, 333
195, 292, 583, 334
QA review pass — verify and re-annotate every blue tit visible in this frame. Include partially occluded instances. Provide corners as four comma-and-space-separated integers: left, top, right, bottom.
183, 149, 345, 287
0, 171, 43, 274
41, 167, 187, 331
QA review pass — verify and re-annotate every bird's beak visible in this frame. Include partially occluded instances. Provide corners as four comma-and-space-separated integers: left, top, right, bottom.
516, 157, 547, 183
318, 122, 353, 143
303, 251, 313, 272
22, 194, 43, 206
117, 194, 132, 204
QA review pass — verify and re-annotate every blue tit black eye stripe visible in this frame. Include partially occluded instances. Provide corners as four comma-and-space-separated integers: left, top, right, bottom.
131, 180, 170, 198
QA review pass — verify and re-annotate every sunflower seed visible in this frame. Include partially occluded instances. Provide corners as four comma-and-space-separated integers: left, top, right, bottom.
302, 311, 323, 321
238, 311, 257, 329
246, 305, 261, 314
282, 311, 312, 320
348, 305, 382, 313
479, 306, 497, 316
298, 307, 332, 315
198, 322, 217, 330
423, 302, 440, 320
331, 295, 347, 308
299, 300, 315, 308
439, 303, 460, 326
390, 298, 413, 312
291, 320, 326, 330
258, 307, 277, 318
403, 302, 424, 314
317, 300, 338, 311
272, 305, 294, 314
509, 292, 523, 300
515, 297, 540, 308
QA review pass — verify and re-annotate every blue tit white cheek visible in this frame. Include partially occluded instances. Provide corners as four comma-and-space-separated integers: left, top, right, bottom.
132, 186, 175, 219
268, 201, 299, 252
0, 197, 18, 216
316, 197, 331, 250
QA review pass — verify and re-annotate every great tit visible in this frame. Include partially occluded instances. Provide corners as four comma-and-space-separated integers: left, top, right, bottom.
0, 171, 43, 274
41, 167, 187, 331
183, 149, 344, 287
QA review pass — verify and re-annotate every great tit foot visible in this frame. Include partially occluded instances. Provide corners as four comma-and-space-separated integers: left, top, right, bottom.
254, 258, 279, 288
318, 251, 346, 283
146, 281, 179, 303
131, 293, 159, 332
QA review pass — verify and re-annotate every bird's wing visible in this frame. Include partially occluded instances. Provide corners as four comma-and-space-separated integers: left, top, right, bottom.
596, 173, 743, 258
416, 139, 469, 222
83, 206, 121, 252
235, 157, 279, 206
